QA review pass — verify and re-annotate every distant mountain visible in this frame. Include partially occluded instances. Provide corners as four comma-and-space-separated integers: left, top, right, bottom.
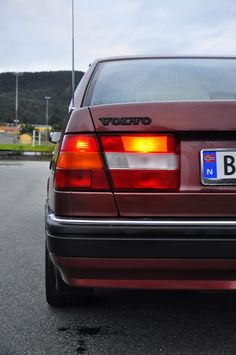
0, 71, 84, 127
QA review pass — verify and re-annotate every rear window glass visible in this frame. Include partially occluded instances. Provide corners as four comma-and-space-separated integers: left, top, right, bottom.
83, 58, 236, 106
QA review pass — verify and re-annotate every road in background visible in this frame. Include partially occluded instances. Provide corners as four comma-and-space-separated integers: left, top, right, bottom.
1, 161, 236, 355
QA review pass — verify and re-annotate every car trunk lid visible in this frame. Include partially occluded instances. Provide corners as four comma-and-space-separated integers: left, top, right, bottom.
89, 101, 236, 217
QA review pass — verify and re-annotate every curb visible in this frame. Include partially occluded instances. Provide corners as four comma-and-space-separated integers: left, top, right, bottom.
0, 151, 52, 161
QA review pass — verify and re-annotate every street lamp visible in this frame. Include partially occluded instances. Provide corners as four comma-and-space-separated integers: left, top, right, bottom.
44, 96, 51, 144
13, 72, 23, 125
72, 0, 75, 108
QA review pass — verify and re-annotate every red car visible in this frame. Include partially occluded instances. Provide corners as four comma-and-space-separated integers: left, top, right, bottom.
45, 56, 236, 306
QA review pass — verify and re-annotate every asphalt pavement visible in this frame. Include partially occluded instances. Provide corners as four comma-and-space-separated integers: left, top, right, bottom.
1, 161, 236, 355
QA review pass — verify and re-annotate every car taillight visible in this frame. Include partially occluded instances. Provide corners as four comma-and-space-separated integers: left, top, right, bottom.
55, 134, 109, 191
101, 135, 179, 191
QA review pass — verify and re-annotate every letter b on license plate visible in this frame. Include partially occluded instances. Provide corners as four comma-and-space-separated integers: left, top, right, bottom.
201, 149, 236, 185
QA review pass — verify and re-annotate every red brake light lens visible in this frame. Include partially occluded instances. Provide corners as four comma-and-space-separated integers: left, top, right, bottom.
110, 170, 179, 190
61, 135, 99, 152
101, 135, 176, 153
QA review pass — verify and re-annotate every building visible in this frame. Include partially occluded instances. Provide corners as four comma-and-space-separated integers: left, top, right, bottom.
0, 124, 20, 144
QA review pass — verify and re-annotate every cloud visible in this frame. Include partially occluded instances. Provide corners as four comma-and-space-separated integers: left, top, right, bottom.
0, 0, 236, 72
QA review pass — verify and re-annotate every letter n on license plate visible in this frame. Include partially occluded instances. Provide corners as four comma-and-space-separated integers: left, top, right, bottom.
201, 149, 236, 185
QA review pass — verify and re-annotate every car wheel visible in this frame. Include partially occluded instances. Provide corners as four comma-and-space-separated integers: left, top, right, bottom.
45, 244, 91, 307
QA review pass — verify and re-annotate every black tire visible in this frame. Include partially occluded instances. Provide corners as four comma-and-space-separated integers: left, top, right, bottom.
45, 243, 91, 307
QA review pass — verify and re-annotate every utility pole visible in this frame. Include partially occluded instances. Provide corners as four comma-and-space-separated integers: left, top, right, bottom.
13, 72, 23, 125
72, 0, 75, 109
44, 96, 51, 144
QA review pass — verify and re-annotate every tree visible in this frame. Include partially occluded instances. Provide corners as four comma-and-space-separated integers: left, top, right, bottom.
20, 123, 35, 135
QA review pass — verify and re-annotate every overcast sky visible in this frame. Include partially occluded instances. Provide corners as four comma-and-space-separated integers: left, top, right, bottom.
1, 0, 236, 73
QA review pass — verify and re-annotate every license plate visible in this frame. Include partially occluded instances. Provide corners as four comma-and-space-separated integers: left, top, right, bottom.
201, 149, 236, 185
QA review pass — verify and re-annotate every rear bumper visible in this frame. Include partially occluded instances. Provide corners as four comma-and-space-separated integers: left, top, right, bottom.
50, 256, 236, 290
46, 212, 236, 259
46, 211, 236, 289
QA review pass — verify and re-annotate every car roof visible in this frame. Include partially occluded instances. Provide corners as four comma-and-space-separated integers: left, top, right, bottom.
92, 55, 236, 65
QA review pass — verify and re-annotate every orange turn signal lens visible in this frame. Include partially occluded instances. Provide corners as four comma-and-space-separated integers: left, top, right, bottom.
57, 152, 103, 169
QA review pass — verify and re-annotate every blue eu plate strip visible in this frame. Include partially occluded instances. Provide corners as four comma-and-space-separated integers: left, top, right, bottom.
203, 151, 217, 179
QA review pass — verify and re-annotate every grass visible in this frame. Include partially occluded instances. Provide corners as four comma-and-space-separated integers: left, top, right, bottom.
0, 143, 54, 153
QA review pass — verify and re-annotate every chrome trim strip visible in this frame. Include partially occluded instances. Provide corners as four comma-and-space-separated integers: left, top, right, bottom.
49, 213, 236, 227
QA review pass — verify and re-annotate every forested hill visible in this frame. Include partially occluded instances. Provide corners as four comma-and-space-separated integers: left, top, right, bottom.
0, 71, 84, 127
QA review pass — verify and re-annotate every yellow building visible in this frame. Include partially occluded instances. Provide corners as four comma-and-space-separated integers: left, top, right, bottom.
19, 134, 32, 145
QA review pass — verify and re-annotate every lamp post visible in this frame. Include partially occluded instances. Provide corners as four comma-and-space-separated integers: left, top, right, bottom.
72, 0, 75, 108
13, 72, 23, 126
44, 96, 51, 144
